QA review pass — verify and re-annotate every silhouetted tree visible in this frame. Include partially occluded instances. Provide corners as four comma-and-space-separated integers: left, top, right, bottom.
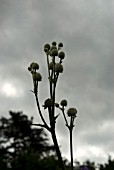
0, 111, 55, 169
99, 156, 114, 170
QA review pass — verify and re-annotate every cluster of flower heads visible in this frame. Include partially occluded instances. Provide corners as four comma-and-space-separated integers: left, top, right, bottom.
28, 62, 42, 93
28, 62, 42, 82
44, 42, 65, 73
43, 98, 77, 118
60, 99, 77, 118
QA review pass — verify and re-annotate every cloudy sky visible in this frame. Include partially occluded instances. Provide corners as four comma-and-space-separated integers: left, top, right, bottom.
0, 0, 114, 165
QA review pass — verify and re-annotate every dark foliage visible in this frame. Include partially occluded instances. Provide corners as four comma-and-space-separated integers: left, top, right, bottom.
0, 111, 55, 169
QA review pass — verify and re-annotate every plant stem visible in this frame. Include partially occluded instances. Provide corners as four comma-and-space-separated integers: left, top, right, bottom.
51, 129, 65, 170
35, 93, 50, 131
70, 117, 73, 170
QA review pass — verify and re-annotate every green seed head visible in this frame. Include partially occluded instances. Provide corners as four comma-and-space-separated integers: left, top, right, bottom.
67, 108, 77, 117
60, 99, 67, 107
55, 63, 63, 73
58, 51, 65, 59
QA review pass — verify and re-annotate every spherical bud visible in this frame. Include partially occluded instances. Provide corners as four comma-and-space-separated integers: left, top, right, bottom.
60, 99, 67, 107
44, 44, 50, 50
31, 70, 35, 74
49, 62, 54, 70
32, 63, 39, 70
67, 108, 77, 117
58, 42, 63, 47
51, 49, 58, 56
58, 51, 65, 59
55, 63, 63, 73
44, 48, 49, 53
30, 62, 35, 68
52, 41, 57, 46
55, 103, 59, 108
28, 67, 31, 71
50, 45, 57, 51
44, 98, 53, 109
35, 73, 42, 81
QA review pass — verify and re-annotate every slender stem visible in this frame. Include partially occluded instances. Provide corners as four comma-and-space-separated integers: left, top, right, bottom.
70, 117, 74, 170
61, 107, 69, 128
51, 129, 65, 170
35, 93, 50, 131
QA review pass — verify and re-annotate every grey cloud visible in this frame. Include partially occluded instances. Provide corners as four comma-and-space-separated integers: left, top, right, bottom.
0, 0, 114, 164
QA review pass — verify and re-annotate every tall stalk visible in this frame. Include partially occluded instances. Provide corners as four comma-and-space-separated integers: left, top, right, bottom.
28, 42, 77, 170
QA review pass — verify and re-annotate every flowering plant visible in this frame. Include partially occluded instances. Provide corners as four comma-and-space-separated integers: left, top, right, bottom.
28, 42, 77, 170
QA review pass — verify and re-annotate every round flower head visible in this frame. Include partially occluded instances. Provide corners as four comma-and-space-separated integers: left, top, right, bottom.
28, 67, 31, 71
55, 103, 59, 108
44, 98, 53, 109
30, 62, 35, 68
32, 63, 39, 70
49, 62, 54, 70
52, 41, 57, 46
50, 45, 57, 52
55, 63, 63, 73
35, 72, 42, 81
50, 49, 58, 56
67, 108, 77, 117
58, 42, 63, 48
58, 51, 65, 60
60, 99, 67, 107
44, 44, 50, 50
44, 48, 49, 53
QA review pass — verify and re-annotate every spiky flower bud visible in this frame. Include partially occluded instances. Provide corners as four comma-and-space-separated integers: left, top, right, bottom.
55, 63, 63, 73
67, 108, 77, 117
32, 63, 39, 70
58, 51, 65, 59
58, 42, 63, 47
60, 99, 67, 107
51, 49, 58, 56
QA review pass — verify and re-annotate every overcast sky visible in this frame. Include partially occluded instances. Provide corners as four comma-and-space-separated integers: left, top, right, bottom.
0, 0, 114, 165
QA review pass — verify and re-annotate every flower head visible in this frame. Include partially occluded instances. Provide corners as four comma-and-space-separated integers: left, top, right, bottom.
55, 63, 63, 73
50, 49, 58, 56
67, 108, 77, 117
58, 51, 65, 60
58, 42, 63, 48
32, 63, 39, 70
60, 99, 67, 107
